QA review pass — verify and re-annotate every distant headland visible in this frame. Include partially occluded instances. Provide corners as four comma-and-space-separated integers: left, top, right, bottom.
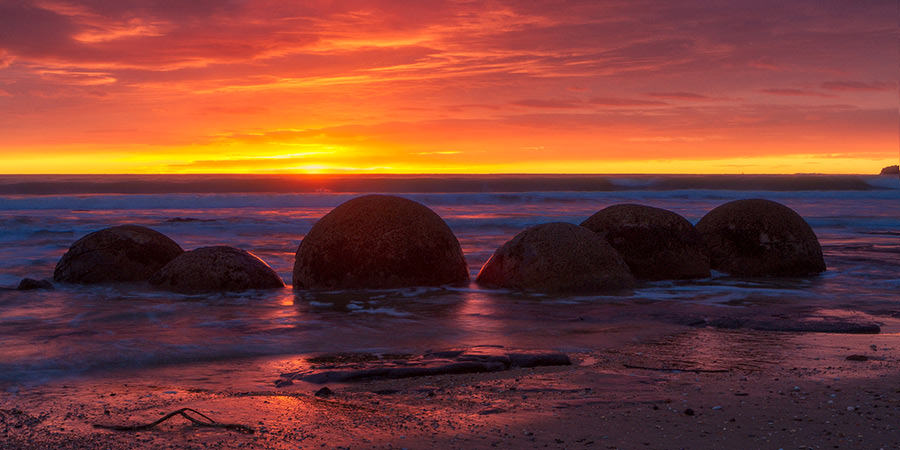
880, 165, 899, 175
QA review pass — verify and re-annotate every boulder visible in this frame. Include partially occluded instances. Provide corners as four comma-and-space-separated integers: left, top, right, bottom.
581, 204, 710, 280
17, 278, 53, 290
695, 199, 826, 276
293, 195, 469, 289
150, 246, 284, 294
54, 225, 183, 284
476, 222, 634, 294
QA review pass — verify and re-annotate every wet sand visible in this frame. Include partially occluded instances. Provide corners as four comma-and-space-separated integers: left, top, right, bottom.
3, 323, 899, 449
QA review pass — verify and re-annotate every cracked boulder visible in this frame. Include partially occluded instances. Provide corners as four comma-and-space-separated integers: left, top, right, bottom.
581, 204, 710, 280
696, 199, 825, 276
150, 246, 284, 294
54, 225, 183, 284
476, 222, 634, 294
293, 195, 469, 289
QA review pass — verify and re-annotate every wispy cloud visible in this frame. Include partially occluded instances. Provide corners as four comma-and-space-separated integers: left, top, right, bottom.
588, 97, 667, 106
821, 81, 894, 92
646, 92, 713, 101
760, 88, 834, 98
511, 98, 582, 109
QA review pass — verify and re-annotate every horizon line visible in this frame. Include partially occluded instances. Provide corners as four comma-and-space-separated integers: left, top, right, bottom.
0, 172, 894, 177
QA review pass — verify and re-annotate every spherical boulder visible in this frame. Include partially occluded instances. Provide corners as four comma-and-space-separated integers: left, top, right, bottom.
293, 195, 469, 289
581, 204, 710, 280
695, 199, 826, 276
54, 225, 183, 284
150, 246, 284, 294
476, 222, 634, 294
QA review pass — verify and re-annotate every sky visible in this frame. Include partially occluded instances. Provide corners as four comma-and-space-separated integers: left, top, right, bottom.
0, 0, 895, 174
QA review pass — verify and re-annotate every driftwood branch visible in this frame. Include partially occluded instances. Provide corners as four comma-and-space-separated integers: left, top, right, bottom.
94, 408, 254, 434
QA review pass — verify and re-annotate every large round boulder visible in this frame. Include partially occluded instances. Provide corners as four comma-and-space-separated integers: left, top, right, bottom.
696, 199, 826, 276
476, 222, 634, 294
293, 195, 469, 289
54, 225, 183, 284
581, 204, 710, 280
150, 246, 284, 294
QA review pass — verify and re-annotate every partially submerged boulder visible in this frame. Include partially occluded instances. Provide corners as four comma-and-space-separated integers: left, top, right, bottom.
696, 199, 826, 276
17, 278, 53, 290
150, 246, 284, 294
581, 204, 710, 280
880, 165, 899, 175
54, 225, 183, 284
293, 195, 469, 289
476, 222, 634, 294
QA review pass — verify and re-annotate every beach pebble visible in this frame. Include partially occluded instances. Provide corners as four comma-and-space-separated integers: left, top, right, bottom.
476, 222, 634, 294
696, 199, 826, 276
150, 246, 284, 294
54, 225, 183, 284
314, 387, 333, 398
293, 195, 469, 289
581, 204, 710, 280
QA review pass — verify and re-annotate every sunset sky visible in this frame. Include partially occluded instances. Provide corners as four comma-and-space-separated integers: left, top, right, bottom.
0, 0, 895, 174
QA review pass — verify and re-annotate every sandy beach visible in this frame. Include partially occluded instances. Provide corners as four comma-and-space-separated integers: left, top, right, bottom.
3, 320, 899, 450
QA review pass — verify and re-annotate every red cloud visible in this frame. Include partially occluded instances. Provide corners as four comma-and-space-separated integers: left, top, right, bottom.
760, 88, 834, 98
646, 92, 711, 100
821, 81, 894, 92
588, 97, 668, 106
511, 99, 582, 109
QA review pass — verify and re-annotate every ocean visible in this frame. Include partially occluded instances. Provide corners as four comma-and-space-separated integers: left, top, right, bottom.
1, 174, 899, 386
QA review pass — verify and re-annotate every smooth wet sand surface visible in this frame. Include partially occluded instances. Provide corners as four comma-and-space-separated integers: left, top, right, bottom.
3, 324, 900, 449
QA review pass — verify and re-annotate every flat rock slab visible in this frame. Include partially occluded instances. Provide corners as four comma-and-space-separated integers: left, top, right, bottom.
279, 347, 571, 385
701, 316, 880, 334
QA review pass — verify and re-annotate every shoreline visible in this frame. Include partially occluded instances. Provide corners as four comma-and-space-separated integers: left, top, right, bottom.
3, 323, 899, 449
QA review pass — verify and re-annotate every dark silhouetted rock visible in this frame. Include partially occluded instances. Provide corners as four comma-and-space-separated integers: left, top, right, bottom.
54, 225, 183, 284
696, 199, 825, 276
702, 316, 879, 334
293, 195, 468, 289
150, 246, 284, 294
508, 352, 572, 368
880, 165, 899, 175
314, 387, 333, 398
581, 204, 710, 280
288, 349, 573, 384
295, 363, 495, 384
476, 222, 634, 294
16, 278, 53, 290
